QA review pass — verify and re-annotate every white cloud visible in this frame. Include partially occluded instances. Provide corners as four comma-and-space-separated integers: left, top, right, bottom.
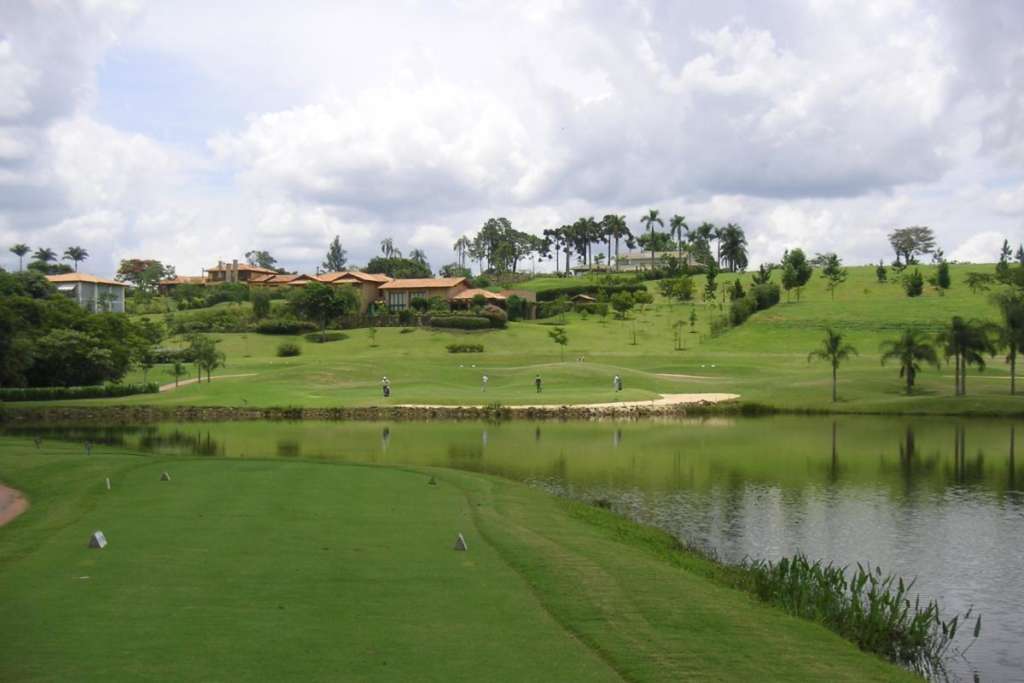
950, 231, 1010, 263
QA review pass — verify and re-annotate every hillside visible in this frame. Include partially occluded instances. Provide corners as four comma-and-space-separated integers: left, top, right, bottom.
19, 262, 1023, 416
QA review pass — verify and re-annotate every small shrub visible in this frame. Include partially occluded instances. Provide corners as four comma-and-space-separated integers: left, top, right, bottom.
903, 269, 924, 297
729, 296, 757, 326
430, 315, 492, 330
398, 308, 416, 325
399, 327, 415, 334
303, 332, 348, 343
256, 318, 318, 335
276, 342, 302, 357
447, 343, 484, 353
480, 304, 508, 328
748, 283, 781, 310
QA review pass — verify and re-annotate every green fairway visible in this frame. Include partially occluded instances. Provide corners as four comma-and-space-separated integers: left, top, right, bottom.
0, 438, 913, 681
19, 262, 1024, 415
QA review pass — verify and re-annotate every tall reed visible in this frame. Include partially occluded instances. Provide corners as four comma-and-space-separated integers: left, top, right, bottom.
740, 554, 980, 677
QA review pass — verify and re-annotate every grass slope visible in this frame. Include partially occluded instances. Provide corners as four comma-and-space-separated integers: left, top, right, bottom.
0, 438, 911, 681
19, 262, 1023, 415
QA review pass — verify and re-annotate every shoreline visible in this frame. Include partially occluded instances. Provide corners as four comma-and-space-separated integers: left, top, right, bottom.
0, 483, 28, 526
2, 399, 1023, 423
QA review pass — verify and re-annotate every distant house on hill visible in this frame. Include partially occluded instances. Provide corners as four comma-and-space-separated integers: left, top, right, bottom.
206, 260, 278, 283
316, 271, 393, 312
248, 273, 318, 288
613, 251, 703, 272
451, 288, 506, 307
47, 273, 128, 313
378, 277, 469, 311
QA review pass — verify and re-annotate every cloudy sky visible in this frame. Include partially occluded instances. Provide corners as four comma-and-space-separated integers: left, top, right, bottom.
1, 0, 1023, 277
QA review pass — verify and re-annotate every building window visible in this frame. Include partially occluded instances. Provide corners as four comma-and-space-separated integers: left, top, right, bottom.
387, 291, 407, 311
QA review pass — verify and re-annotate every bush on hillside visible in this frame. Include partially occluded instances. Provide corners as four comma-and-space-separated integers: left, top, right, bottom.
903, 270, 924, 297
506, 295, 529, 321
479, 304, 508, 328
447, 343, 484, 353
276, 342, 302, 357
0, 383, 158, 402
303, 332, 348, 343
535, 282, 647, 302
430, 315, 492, 330
749, 283, 781, 310
255, 318, 318, 335
729, 296, 758, 326
168, 307, 252, 334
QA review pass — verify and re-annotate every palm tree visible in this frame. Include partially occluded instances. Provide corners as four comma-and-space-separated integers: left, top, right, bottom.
601, 215, 630, 271
32, 247, 56, 265
379, 238, 398, 259
9, 244, 29, 271
808, 328, 858, 402
639, 209, 663, 271
711, 225, 723, 268
991, 292, 1024, 395
669, 214, 688, 264
880, 330, 940, 394
409, 248, 428, 265
63, 246, 89, 272
719, 224, 749, 272
453, 236, 472, 269
936, 316, 996, 396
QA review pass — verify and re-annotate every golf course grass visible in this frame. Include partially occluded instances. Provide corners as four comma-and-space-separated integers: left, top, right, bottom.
0, 437, 914, 681
10, 262, 1023, 416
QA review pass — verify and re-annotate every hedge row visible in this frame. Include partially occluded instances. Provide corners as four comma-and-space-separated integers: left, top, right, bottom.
255, 319, 318, 335
447, 343, 484, 353
0, 383, 159, 402
429, 315, 492, 330
535, 282, 648, 302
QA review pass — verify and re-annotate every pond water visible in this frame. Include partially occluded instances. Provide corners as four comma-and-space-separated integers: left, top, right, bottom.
6, 416, 1023, 681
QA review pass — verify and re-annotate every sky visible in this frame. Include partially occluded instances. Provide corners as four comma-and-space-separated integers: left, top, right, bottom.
1, 0, 1023, 278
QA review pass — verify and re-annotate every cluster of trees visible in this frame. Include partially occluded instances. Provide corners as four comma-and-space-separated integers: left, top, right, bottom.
116, 259, 176, 298
0, 270, 163, 388
439, 213, 751, 278
813, 266, 1024, 401
8, 244, 89, 275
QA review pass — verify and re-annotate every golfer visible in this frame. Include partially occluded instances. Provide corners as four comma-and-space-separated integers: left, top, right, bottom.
381, 376, 391, 398
481, 374, 489, 392
534, 374, 543, 393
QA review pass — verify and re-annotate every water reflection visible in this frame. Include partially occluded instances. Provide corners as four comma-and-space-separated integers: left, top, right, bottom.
5, 416, 1024, 681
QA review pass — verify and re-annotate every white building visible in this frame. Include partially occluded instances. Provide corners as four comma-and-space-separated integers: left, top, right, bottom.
46, 273, 128, 313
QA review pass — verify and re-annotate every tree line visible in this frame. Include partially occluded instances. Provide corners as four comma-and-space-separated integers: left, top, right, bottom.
8, 244, 89, 274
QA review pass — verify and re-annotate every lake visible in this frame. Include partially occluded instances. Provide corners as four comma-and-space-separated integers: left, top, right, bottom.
5, 415, 1022, 681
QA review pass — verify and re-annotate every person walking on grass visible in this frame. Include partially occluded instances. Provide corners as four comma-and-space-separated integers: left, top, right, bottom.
381, 376, 391, 398
535, 374, 543, 393
481, 374, 489, 392
614, 375, 623, 393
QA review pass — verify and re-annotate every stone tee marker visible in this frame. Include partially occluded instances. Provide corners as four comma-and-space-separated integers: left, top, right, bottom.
453, 533, 468, 551
160, 472, 171, 481
88, 531, 107, 549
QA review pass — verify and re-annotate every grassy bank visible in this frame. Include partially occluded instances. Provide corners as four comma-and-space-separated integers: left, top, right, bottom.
13, 262, 1024, 416
0, 437, 912, 681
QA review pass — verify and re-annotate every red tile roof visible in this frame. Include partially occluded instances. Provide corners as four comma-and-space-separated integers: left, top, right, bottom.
47, 273, 127, 287
452, 288, 506, 300
318, 271, 392, 284
378, 277, 467, 290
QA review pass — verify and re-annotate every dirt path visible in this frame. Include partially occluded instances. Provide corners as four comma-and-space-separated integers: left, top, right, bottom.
0, 484, 28, 527
159, 373, 258, 392
398, 393, 740, 411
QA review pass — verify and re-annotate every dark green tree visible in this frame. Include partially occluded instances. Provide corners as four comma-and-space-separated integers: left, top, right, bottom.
936, 316, 996, 396
548, 326, 568, 361
62, 246, 89, 272
292, 282, 358, 342
808, 328, 858, 402
322, 236, 348, 272
991, 291, 1024, 395
820, 253, 847, 300
880, 330, 940, 394
781, 248, 813, 302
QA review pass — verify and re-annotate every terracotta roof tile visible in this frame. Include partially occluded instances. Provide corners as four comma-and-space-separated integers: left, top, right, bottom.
47, 273, 127, 287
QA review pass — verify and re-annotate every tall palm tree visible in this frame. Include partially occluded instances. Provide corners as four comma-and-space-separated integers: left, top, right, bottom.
880, 330, 940, 394
991, 292, 1024, 395
601, 215, 630, 271
409, 248, 428, 265
453, 236, 472, 269
9, 244, 29, 271
936, 316, 996, 396
711, 225, 723, 268
379, 238, 397, 259
639, 209, 663, 271
719, 224, 749, 272
808, 328, 858, 402
669, 214, 688, 264
63, 246, 88, 272
32, 247, 56, 264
